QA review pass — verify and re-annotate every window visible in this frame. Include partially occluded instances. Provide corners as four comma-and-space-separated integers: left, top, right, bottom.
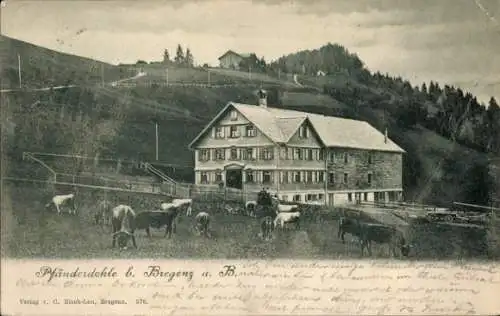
299, 125, 308, 138
319, 149, 325, 160
215, 170, 223, 183
245, 125, 256, 137
281, 171, 289, 183
294, 171, 301, 183
293, 148, 302, 160
230, 110, 237, 121
214, 126, 224, 139
318, 194, 324, 201
293, 194, 301, 202
367, 173, 372, 185
199, 149, 210, 161
230, 147, 239, 160
229, 125, 240, 138
200, 172, 208, 184
243, 148, 255, 160
306, 171, 313, 183
259, 147, 274, 160
318, 172, 324, 183
246, 170, 254, 183
344, 153, 349, 164
215, 148, 225, 160
343, 173, 348, 184
368, 153, 373, 164
389, 191, 397, 201
348, 193, 353, 202
263, 171, 272, 184
364, 192, 368, 201
307, 149, 313, 161
306, 194, 313, 201
329, 151, 335, 162
329, 172, 335, 184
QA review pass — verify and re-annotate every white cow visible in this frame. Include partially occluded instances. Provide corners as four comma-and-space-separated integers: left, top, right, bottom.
277, 204, 299, 213
172, 198, 193, 216
274, 211, 301, 230
111, 204, 137, 249
45, 193, 76, 215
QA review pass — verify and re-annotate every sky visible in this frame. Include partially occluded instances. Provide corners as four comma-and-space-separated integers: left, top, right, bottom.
2, 0, 500, 104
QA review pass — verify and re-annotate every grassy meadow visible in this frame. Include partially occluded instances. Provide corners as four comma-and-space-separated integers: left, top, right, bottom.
2, 183, 497, 260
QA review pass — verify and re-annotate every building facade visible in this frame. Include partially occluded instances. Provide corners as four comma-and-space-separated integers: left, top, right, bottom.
188, 95, 405, 206
218, 50, 251, 70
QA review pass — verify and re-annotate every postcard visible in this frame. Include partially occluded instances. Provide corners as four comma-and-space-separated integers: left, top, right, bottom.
1, 0, 500, 315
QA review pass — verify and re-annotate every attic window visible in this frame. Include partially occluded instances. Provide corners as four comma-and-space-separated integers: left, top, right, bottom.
299, 125, 308, 138
245, 124, 256, 137
229, 125, 240, 138
214, 126, 224, 139
230, 110, 237, 121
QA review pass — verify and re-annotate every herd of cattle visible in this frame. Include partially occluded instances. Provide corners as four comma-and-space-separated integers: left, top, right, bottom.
43, 190, 413, 257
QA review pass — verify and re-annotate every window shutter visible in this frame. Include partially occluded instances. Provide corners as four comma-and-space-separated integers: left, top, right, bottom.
211, 127, 215, 138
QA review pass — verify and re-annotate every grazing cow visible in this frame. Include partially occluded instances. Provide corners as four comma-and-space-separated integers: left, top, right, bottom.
261, 216, 274, 241
137, 205, 180, 238
172, 199, 193, 216
245, 201, 257, 217
111, 205, 137, 249
94, 200, 113, 226
274, 211, 301, 230
194, 212, 211, 237
338, 216, 411, 257
223, 204, 238, 215
45, 193, 76, 215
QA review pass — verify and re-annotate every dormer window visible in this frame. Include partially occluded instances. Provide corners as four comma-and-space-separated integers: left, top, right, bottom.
230, 110, 237, 121
299, 125, 308, 138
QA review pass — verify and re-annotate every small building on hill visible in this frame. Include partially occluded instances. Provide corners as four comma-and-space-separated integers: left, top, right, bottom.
188, 91, 406, 206
218, 50, 252, 70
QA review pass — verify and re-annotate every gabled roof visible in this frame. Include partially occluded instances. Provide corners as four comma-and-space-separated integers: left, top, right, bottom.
188, 102, 406, 153
218, 50, 253, 60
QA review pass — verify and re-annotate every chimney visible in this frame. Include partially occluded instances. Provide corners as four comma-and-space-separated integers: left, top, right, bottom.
384, 128, 388, 144
258, 89, 267, 108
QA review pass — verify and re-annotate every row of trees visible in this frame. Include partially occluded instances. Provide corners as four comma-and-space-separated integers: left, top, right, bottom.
163, 44, 194, 67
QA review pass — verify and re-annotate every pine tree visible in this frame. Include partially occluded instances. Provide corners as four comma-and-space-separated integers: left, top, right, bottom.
163, 49, 170, 64
184, 48, 194, 67
174, 44, 184, 65
421, 82, 427, 95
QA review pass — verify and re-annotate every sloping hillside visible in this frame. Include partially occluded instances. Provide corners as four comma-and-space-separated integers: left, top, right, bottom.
1, 36, 496, 206
0, 35, 129, 89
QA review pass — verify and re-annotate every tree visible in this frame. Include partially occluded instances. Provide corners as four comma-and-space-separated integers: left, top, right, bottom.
174, 44, 184, 65
184, 48, 194, 67
462, 160, 495, 205
163, 49, 170, 64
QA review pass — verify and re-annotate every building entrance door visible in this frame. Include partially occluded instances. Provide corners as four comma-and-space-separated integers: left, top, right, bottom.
226, 169, 243, 189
